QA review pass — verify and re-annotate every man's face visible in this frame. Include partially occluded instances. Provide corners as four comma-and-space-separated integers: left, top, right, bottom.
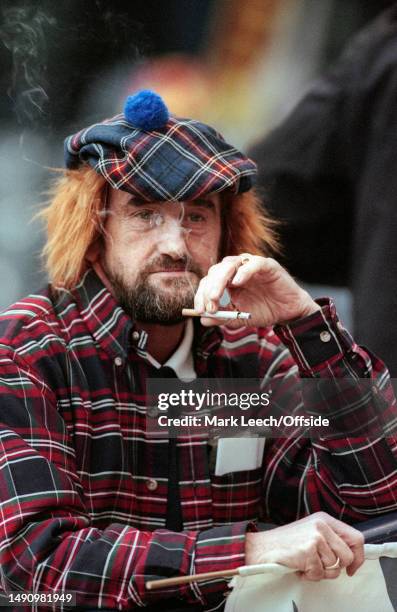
100, 187, 222, 324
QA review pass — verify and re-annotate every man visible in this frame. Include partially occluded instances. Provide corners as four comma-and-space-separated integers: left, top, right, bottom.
0, 90, 396, 611
248, 4, 397, 375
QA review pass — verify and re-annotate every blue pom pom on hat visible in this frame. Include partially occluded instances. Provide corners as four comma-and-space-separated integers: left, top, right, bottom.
123, 90, 169, 130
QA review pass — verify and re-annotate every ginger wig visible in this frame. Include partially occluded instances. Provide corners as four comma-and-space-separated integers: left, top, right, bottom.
38, 166, 279, 289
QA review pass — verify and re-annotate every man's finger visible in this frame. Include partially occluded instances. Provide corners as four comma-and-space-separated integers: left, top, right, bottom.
346, 540, 365, 576
231, 256, 279, 286
205, 258, 241, 303
317, 533, 340, 570
323, 567, 341, 580
231, 257, 260, 286
194, 277, 208, 312
315, 513, 365, 576
303, 552, 325, 581
321, 523, 354, 570
195, 258, 242, 314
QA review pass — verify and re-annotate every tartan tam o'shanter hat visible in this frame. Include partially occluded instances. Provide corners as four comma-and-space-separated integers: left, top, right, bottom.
64, 90, 257, 201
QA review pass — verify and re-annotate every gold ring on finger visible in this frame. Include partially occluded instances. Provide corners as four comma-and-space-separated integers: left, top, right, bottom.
240, 253, 252, 265
324, 557, 340, 570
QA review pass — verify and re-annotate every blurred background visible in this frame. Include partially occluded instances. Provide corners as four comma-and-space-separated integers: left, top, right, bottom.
0, 0, 393, 321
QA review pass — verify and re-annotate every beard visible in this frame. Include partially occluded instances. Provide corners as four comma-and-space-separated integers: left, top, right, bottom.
103, 255, 203, 325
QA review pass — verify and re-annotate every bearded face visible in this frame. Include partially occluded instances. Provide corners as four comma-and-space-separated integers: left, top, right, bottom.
99, 191, 222, 325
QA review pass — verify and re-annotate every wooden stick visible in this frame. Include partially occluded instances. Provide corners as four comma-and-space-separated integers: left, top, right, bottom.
146, 568, 238, 590
146, 563, 294, 590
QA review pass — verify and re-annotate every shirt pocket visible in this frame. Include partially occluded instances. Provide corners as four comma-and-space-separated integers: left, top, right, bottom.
211, 467, 263, 524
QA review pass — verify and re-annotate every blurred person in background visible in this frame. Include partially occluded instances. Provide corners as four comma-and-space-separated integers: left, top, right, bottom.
0, 90, 396, 610
249, 4, 397, 375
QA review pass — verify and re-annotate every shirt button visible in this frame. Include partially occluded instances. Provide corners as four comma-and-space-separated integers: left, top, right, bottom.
114, 356, 123, 366
145, 478, 158, 491
132, 331, 140, 342
147, 406, 159, 418
320, 331, 331, 343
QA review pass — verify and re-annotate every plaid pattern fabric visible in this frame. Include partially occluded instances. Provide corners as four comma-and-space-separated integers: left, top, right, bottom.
0, 269, 397, 610
64, 115, 257, 201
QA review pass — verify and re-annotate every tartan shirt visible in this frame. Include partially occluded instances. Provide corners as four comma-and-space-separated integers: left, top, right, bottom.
0, 268, 397, 610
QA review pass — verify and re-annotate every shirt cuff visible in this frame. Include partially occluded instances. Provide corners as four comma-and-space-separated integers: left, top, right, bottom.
191, 521, 257, 606
274, 298, 355, 374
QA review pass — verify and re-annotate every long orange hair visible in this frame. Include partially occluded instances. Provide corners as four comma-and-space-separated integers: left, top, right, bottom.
38, 166, 279, 288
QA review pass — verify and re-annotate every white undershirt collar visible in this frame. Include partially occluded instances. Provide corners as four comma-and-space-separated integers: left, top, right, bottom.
144, 319, 197, 380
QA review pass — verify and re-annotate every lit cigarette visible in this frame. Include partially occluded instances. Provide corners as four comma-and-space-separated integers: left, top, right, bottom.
182, 309, 251, 320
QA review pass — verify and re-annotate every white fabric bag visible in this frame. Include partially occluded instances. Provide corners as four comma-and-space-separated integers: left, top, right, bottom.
225, 543, 397, 612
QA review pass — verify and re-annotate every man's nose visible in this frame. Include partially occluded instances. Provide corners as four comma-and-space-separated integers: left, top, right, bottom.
155, 217, 189, 259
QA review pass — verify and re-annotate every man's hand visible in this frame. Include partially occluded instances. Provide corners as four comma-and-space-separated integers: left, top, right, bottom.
245, 512, 365, 581
194, 254, 320, 328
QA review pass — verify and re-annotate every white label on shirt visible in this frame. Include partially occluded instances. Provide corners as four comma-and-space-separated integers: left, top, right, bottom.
215, 437, 265, 476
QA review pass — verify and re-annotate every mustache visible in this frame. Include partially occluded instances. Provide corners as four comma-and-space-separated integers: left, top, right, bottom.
143, 256, 203, 276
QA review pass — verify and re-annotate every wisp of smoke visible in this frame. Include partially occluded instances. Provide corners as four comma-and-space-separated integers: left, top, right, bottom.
0, 5, 55, 126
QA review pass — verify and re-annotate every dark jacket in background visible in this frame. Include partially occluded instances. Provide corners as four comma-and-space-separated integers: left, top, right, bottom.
249, 5, 397, 375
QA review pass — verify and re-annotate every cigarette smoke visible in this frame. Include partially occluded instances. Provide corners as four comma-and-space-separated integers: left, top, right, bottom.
0, 5, 54, 126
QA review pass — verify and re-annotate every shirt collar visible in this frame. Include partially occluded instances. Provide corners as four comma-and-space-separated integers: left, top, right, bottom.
73, 268, 133, 361
145, 318, 196, 380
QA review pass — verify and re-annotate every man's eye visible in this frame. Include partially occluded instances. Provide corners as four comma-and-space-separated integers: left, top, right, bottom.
132, 210, 155, 220
187, 212, 206, 223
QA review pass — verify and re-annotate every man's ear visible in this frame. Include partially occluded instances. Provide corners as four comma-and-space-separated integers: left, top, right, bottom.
85, 238, 102, 264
